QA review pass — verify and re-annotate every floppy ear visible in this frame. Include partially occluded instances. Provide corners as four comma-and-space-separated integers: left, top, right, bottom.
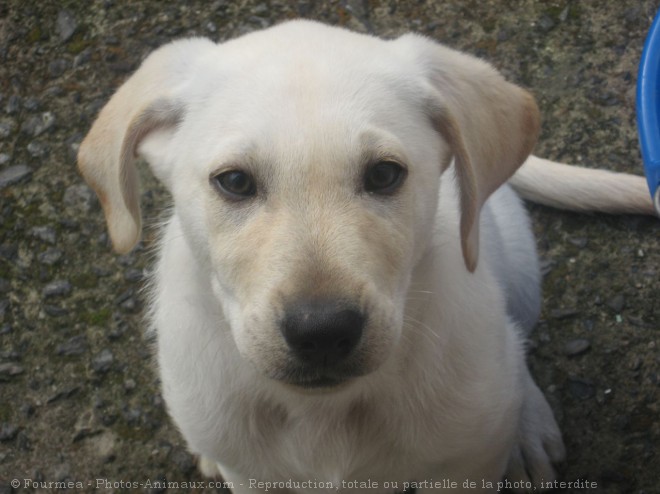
78, 38, 215, 253
397, 35, 540, 272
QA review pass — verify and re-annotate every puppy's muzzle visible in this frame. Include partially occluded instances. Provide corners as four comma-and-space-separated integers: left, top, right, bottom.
281, 300, 364, 370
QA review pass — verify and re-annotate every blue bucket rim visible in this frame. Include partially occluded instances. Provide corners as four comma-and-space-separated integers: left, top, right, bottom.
636, 8, 660, 213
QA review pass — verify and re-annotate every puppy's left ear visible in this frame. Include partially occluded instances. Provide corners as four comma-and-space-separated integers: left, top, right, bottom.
78, 38, 216, 254
397, 35, 540, 272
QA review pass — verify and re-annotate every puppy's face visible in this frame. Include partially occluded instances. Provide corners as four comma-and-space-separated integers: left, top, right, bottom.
79, 21, 538, 391
144, 41, 447, 388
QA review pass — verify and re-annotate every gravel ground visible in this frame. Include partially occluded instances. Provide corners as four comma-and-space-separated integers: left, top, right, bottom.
1, 1, 659, 493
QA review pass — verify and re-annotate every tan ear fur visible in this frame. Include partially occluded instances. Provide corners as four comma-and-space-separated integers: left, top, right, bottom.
404, 36, 540, 271
77, 38, 213, 253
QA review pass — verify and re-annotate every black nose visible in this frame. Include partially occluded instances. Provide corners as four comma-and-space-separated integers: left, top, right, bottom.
281, 301, 365, 367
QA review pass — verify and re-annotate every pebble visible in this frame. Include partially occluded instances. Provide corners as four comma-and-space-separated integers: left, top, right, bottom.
48, 58, 70, 78
0, 362, 24, 381
537, 14, 556, 33
43, 280, 72, 298
92, 349, 114, 373
0, 118, 16, 138
23, 97, 41, 111
568, 236, 588, 248
56, 335, 87, 356
29, 226, 57, 244
92, 431, 117, 463
44, 305, 68, 317
73, 409, 102, 441
0, 165, 32, 189
171, 447, 196, 474
0, 153, 9, 165
63, 183, 97, 212
124, 268, 143, 282
56, 10, 78, 42
5, 95, 20, 114
565, 338, 591, 357
27, 140, 50, 159
38, 248, 63, 265
607, 294, 625, 313
52, 463, 71, 482
0, 423, 18, 442
567, 377, 596, 400
550, 308, 580, 320
47, 386, 80, 404
21, 112, 56, 137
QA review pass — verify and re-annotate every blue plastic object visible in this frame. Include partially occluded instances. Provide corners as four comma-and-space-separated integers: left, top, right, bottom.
637, 9, 660, 215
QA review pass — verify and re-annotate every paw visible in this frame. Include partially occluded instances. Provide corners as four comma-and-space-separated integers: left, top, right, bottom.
505, 378, 565, 493
198, 455, 222, 478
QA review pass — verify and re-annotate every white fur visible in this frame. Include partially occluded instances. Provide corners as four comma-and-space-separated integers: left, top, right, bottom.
78, 20, 654, 493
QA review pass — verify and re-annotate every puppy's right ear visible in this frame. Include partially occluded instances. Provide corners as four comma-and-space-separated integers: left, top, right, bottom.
78, 38, 215, 253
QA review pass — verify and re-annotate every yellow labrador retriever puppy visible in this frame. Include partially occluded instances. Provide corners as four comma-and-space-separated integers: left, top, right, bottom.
78, 20, 654, 493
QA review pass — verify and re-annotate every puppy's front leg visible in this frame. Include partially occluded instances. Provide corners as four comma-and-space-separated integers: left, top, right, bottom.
200, 459, 290, 494
505, 369, 565, 492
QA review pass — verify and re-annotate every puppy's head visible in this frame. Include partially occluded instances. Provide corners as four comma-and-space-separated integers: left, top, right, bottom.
78, 21, 539, 390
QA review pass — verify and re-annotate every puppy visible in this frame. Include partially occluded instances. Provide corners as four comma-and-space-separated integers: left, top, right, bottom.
78, 20, 655, 493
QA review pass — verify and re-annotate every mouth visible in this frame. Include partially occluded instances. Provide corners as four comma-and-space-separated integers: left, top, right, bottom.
271, 364, 364, 390
285, 375, 350, 389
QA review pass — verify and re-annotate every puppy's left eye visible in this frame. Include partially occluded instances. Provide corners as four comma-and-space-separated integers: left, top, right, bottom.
211, 170, 257, 200
364, 161, 407, 194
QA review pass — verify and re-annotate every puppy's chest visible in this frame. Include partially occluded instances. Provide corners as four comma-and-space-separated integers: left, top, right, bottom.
232, 396, 412, 484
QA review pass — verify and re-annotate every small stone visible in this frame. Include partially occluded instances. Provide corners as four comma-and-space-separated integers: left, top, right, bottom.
44, 305, 68, 317
607, 294, 625, 313
20, 403, 35, 418
30, 226, 57, 244
565, 338, 591, 357
63, 183, 97, 212
56, 10, 78, 42
38, 248, 63, 265
568, 236, 588, 248
92, 431, 117, 463
171, 447, 196, 475
21, 112, 56, 137
23, 97, 41, 111
5, 95, 21, 114
123, 378, 136, 391
16, 430, 31, 451
550, 308, 580, 320
43, 279, 72, 298
0, 423, 18, 442
52, 462, 71, 482
0, 362, 24, 381
27, 140, 49, 159
537, 14, 556, 32
540, 259, 557, 276
92, 349, 114, 373
0, 153, 10, 165
0, 118, 16, 138
0, 165, 32, 189
122, 406, 142, 425
48, 58, 70, 78
56, 335, 87, 356
73, 409, 102, 441
47, 386, 80, 404
124, 268, 143, 282
567, 377, 596, 400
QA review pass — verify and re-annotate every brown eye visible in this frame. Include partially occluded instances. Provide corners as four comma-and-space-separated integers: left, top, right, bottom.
364, 161, 406, 194
212, 170, 257, 199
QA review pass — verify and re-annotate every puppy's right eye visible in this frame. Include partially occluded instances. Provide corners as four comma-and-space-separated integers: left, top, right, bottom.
211, 170, 257, 199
